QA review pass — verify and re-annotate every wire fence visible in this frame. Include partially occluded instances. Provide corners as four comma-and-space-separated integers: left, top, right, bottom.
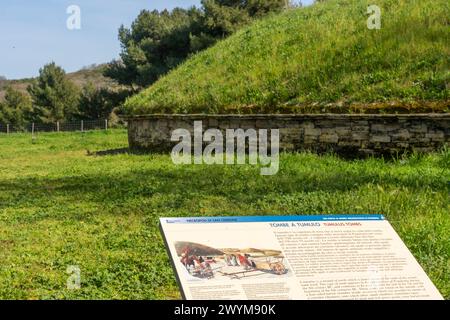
0, 119, 126, 135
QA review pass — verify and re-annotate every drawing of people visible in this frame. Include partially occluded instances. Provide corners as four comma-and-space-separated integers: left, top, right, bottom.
231, 255, 238, 266
238, 254, 252, 270
247, 254, 257, 268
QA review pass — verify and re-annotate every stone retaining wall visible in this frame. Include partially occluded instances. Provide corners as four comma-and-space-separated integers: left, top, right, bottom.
126, 114, 450, 156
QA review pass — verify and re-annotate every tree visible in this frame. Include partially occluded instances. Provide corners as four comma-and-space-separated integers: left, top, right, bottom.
0, 87, 33, 129
77, 82, 132, 120
105, 1, 288, 89
104, 8, 200, 88
201, 0, 287, 36
200, 0, 251, 37
27, 62, 79, 123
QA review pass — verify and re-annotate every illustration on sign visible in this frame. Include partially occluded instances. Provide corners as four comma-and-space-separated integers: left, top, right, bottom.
176, 241, 289, 281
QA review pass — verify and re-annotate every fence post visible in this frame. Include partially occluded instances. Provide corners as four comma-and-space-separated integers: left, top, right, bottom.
6, 124, 9, 135
81, 120, 84, 132
105, 119, 108, 130
57, 121, 60, 132
31, 123, 35, 139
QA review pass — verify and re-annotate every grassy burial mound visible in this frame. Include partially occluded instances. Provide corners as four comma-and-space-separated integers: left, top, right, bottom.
124, 0, 449, 115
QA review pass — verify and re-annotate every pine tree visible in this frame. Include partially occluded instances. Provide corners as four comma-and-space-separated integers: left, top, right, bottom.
27, 63, 79, 123
0, 87, 33, 130
105, 1, 288, 88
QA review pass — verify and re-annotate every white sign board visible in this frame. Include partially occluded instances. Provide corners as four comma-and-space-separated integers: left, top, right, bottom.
160, 215, 443, 300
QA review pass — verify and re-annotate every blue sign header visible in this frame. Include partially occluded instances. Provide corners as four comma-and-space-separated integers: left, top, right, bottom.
162, 215, 385, 224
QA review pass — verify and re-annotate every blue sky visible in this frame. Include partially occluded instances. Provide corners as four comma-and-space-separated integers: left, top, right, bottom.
0, 0, 313, 79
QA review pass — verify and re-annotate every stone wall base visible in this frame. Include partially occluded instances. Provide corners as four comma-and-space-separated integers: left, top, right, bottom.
125, 114, 449, 157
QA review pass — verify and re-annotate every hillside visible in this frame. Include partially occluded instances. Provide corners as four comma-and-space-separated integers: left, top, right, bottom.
0, 64, 117, 100
124, 0, 450, 115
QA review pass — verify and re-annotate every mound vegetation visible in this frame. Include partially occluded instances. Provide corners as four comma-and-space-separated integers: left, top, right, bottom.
124, 0, 450, 114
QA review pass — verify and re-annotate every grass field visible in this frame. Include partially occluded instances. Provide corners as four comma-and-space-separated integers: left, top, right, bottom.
0, 129, 448, 299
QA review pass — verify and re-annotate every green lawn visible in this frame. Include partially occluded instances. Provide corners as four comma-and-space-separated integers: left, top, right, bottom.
0, 129, 448, 299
